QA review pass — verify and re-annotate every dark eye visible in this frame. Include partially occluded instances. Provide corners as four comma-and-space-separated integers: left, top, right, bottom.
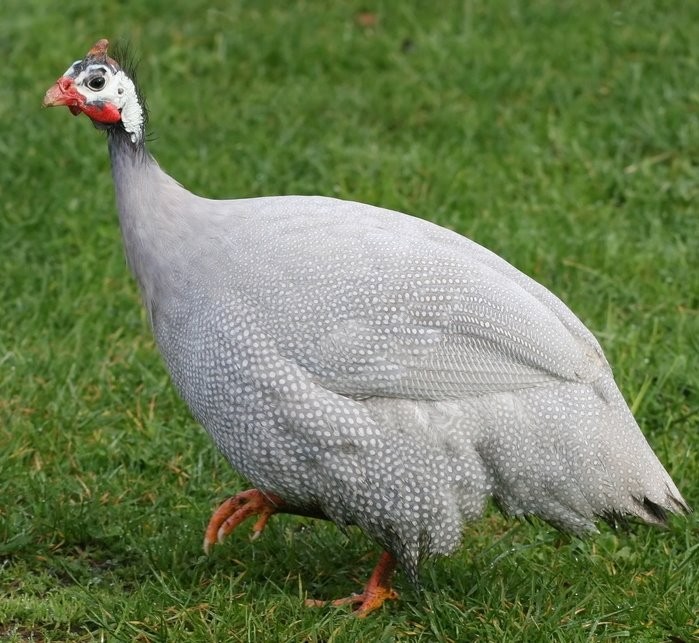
87, 75, 106, 91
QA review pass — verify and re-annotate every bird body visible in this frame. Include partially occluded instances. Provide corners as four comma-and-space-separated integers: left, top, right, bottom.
45, 40, 688, 613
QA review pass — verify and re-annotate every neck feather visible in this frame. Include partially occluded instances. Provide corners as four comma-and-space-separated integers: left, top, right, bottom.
107, 129, 194, 313
107, 126, 148, 164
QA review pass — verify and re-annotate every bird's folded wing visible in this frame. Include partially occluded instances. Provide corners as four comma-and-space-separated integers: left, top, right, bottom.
301, 262, 607, 400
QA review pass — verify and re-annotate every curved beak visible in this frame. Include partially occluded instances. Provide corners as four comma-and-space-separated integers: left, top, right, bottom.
43, 76, 84, 115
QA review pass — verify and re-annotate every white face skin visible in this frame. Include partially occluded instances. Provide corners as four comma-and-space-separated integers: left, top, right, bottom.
65, 60, 144, 143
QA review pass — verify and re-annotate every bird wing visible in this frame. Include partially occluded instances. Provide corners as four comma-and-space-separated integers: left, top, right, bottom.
307, 263, 606, 399
240, 197, 610, 402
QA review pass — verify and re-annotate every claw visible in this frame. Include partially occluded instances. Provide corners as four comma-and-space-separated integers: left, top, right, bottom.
306, 551, 398, 617
203, 489, 282, 553
203, 495, 399, 617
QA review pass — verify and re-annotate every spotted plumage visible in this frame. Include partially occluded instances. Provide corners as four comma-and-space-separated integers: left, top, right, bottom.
45, 40, 689, 613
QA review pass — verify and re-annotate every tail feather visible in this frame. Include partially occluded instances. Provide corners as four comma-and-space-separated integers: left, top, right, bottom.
666, 489, 692, 515
477, 377, 689, 534
633, 496, 668, 525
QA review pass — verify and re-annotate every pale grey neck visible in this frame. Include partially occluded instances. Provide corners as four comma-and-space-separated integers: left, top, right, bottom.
107, 129, 195, 315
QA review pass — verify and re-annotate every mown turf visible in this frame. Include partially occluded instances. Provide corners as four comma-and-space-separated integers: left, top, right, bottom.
1, 1, 697, 641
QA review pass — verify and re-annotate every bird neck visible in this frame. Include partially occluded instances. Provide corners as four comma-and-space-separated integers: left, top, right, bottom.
107, 124, 148, 167
107, 127, 195, 315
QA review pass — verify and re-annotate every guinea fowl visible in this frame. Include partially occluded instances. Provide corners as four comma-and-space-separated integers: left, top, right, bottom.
44, 40, 689, 615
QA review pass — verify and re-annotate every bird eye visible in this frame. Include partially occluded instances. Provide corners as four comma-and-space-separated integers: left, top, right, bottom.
87, 75, 106, 91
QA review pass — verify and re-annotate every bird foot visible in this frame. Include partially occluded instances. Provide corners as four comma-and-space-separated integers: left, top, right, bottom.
203, 488, 282, 554
305, 587, 399, 617
305, 551, 398, 617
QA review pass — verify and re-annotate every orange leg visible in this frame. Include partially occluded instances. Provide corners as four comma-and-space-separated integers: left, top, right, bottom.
203, 489, 283, 554
306, 551, 399, 617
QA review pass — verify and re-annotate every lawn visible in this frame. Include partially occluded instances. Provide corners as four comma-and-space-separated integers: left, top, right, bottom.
1, 0, 697, 640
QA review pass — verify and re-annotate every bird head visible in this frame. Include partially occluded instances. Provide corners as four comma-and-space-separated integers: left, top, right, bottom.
44, 39, 145, 143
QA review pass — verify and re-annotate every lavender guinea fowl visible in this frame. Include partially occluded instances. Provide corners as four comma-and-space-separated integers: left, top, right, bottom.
43, 40, 689, 616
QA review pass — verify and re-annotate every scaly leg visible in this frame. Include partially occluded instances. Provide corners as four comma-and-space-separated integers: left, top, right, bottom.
203, 489, 283, 554
306, 551, 399, 617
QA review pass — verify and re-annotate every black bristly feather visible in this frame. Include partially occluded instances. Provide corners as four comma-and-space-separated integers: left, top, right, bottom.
110, 41, 148, 121
108, 40, 155, 143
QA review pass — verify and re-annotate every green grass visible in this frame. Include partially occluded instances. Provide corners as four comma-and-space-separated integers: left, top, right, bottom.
1, 0, 698, 640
